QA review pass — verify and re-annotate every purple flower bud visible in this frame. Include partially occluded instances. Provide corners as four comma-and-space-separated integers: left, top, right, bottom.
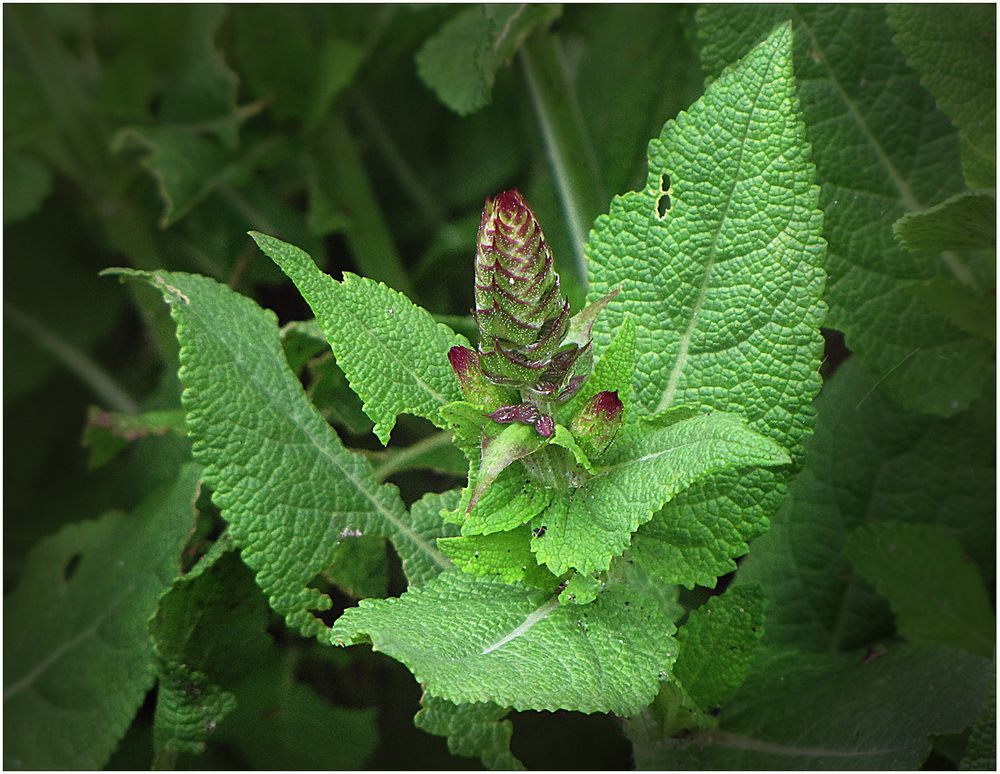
486, 402, 555, 438
448, 345, 509, 410
570, 390, 624, 456
474, 190, 570, 388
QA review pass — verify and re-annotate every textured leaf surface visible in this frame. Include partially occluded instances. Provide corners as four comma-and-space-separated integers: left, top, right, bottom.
589, 22, 825, 587
252, 232, 464, 444
150, 550, 271, 761
532, 410, 791, 576
415, 694, 523, 770
120, 269, 449, 637
398, 489, 462, 588
893, 190, 996, 252
636, 646, 993, 769
438, 527, 554, 587
626, 585, 765, 747
3, 465, 201, 769
401, 490, 521, 769
961, 681, 996, 771
738, 359, 996, 652
324, 536, 390, 600
887, 4, 996, 188
846, 522, 994, 659
331, 570, 677, 714
416, 4, 560, 115
698, 5, 992, 416
674, 586, 765, 710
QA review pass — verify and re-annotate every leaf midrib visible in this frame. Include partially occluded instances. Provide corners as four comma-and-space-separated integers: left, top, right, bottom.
656, 36, 780, 413
180, 285, 451, 576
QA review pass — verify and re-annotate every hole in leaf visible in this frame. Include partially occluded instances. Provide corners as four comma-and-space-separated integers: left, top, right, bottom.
62, 553, 82, 583
656, 173, 671, 219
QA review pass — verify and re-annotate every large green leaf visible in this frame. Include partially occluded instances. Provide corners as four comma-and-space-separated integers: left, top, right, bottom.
331, 570, 677, 715
626, 586, 765, 745
150, 549, 270, 763
252, 232, 465, 444
113, 269, 450, 637
415, 694, 523, 770
887, 4, 996, 188
846, 522, 994, 659
415, 4, 560, 115
3, 464, 201, 769
893, 190, 996, 253
214, 655, 377, 770
698, 5, 992, 416
587, 22, 825, 587
531, 410, 791, 576
636, 646, 993, 769
738, 359, 996, 652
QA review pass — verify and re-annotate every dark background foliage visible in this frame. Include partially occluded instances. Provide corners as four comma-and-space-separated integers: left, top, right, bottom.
4, 5, 702, 768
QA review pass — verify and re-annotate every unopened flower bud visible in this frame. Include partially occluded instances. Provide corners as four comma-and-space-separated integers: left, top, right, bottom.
448, 346, 509, 410
474, 190, 570, 388
570, 390, 623, 457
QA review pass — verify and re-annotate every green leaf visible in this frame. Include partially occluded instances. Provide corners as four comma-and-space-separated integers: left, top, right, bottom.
82, 406, 187, 469
570, 5, 705, 197
463, 468, 553, 536
738, 359, 996, 652
903, 277, 996, 343
215, 655, 377, 770
894, 190, 996, 252
558, 315, 636, 425
150, 551, 270, 762
961, 679, 996, 771
306, 353, 376, 436
324, 536, 390, 600
251, 232, 465, 444
153, 663, 236, 768
3, 464, 201, 769
233, 8, 364, 126
112, 127, 228, 228
438, 526, 555, 588
438, 400, 554, 535
531, 410, 791, 576
698, 5, 991, 416
636, 646, 993, 769
397, 489, 462, 589
625, 585, 766, 748
674, 586, 766, 711
402, 491, 521, 768
155, 5, 240, 147
416, 4, 561, 115
332, 570, 677, 715
469, 421, 549, 512
887, 4, 996, 188
415, 694, 524, 770
589, 22, 825, 587
845, 522, 994, 659
112, 269, 450, 637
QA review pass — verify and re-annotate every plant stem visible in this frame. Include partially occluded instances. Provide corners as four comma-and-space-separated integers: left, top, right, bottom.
312, 114, 414, 296
519, 30, 607, 305
5, 304, 140, 414
371, 431, 454, 482
354, 96, 447, 229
